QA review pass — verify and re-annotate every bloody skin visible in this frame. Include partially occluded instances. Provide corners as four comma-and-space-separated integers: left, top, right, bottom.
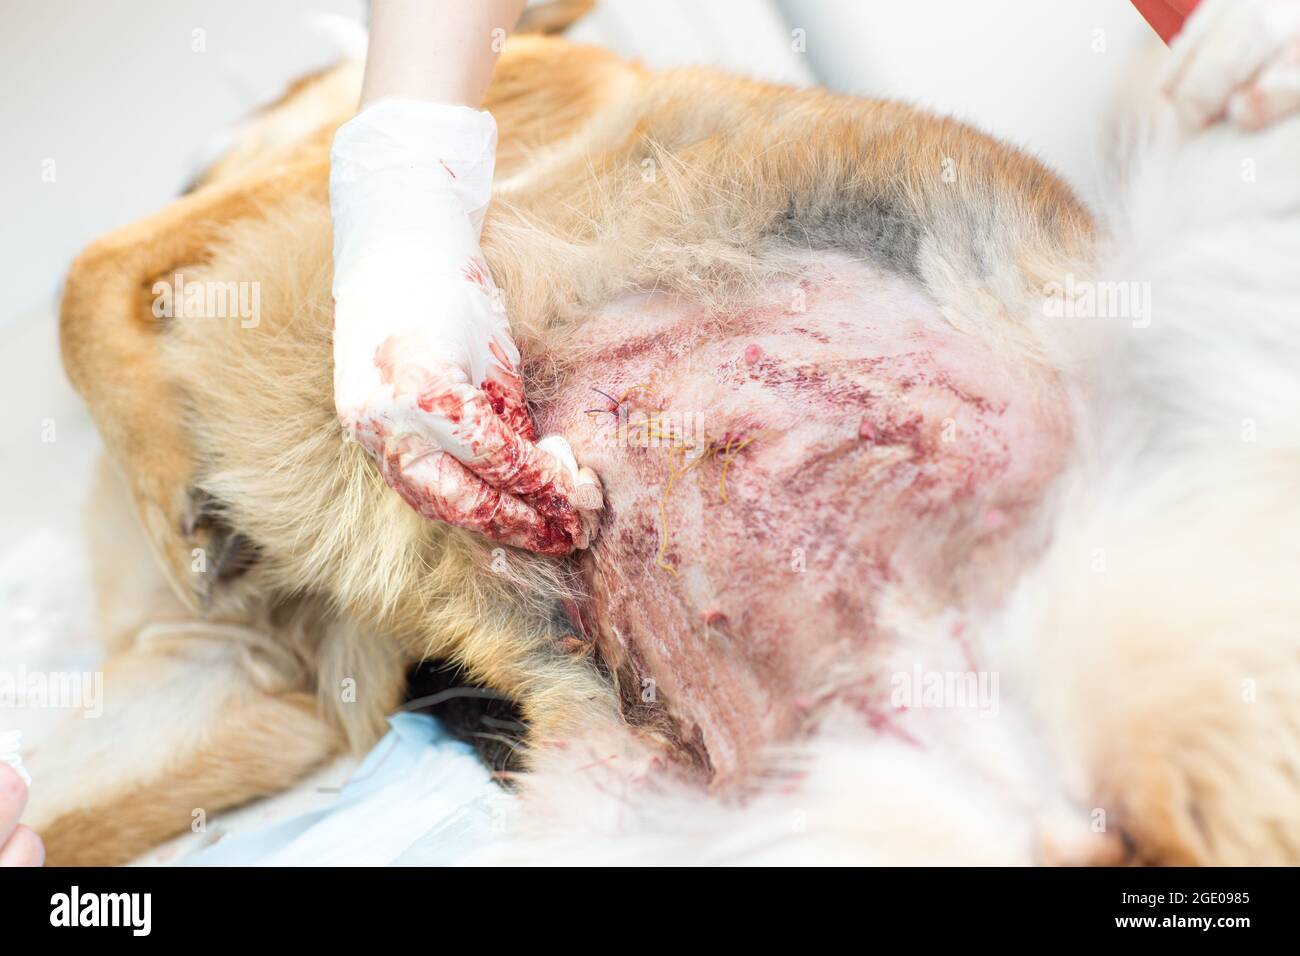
534, 256, 1071, 780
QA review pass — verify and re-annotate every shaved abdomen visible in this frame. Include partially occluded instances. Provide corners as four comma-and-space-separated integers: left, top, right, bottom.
535, 256, 1070, 779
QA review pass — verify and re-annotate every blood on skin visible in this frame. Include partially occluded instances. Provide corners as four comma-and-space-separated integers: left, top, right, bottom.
531, 256, 1071, 783
703, 609, 730, 629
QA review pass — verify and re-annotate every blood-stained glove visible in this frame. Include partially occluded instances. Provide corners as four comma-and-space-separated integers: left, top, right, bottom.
331, 99, 600, 555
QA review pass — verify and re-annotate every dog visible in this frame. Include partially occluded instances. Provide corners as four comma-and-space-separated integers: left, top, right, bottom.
28, 13, 1300, 865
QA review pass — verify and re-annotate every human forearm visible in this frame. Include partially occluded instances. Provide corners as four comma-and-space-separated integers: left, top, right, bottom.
361, 0, 527, 108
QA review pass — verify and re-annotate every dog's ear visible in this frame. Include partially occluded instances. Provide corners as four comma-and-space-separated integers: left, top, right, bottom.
59, 146, 329, 613
517, 0, 597, 35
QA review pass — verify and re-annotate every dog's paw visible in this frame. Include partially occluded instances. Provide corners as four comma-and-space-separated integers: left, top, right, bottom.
1163, 0, 1300, 129
180, 488, 261, 606
127, 469, 258, 613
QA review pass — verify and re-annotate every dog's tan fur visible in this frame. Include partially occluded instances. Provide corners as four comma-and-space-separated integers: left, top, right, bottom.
39, 28, 1289, 866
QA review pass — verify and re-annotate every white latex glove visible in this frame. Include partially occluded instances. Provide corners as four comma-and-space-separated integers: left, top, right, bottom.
1163, 0, 1300, 129
331, 100, 600, 554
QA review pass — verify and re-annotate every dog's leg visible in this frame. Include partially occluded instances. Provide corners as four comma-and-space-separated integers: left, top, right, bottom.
21, 624, 340, 867
1008, 96, 1300, 863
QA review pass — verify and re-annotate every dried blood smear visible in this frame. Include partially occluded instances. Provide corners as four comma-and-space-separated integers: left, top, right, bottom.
369, 333, 576, 553
532, 256, 1071, 782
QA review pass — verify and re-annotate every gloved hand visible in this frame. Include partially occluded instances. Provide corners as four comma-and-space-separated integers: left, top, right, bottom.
331, 100, 600, 555
1163, 0, 1300, 129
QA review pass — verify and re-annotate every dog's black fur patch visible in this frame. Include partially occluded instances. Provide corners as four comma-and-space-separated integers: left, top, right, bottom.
403, 662, 527, 777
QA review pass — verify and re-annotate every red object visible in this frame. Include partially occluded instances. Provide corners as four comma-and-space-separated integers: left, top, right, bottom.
1131, 0, 1202, 44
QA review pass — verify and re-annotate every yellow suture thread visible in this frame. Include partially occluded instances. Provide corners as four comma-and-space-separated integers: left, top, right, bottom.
619, 383, 655, 404
636, 419, 679, 443
656, 443, 708, 576
592, 382, 754, 576
717, 436, 754, 504
654, 434, 755, 575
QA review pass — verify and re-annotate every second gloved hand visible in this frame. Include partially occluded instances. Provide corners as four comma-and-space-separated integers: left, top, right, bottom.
331, 99, 600, 554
